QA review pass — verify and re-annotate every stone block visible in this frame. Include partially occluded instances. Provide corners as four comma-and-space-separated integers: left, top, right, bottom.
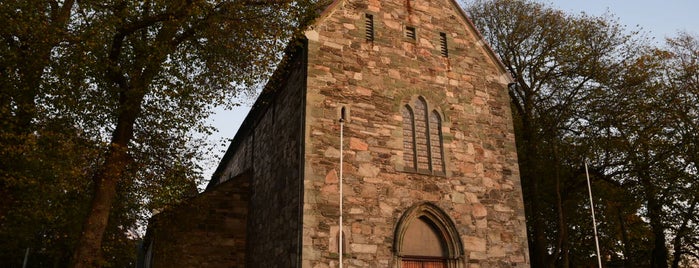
349, 137, 369, 151
463, 235, 487, 252
350, 243, 378, 254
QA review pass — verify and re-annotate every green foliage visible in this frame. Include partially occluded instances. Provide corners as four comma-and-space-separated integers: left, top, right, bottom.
1, 0, 319, 266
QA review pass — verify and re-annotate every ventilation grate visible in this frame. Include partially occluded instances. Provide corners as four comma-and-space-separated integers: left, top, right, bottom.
365, 14, 374, 41
440, 32, 448, 57
405, 26, 416, 40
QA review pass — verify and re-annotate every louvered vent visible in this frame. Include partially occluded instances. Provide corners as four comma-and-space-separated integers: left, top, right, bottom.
405, 26, 416, 40
440, 32, 448, 57
365, 14, 374, 41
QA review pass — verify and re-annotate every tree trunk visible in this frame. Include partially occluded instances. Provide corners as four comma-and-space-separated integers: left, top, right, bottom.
649, 210, 668, 268
530, 177, 548, 267
69, 4, 178, 261
671, 199, 696, 268
519, 115, 549, 268
617, 207, 630, 267
671, 240, 682, 268
643, 177, 668, 268
71, 85, 144, 267
551, 145, 569, 268
70, 144, 128, 267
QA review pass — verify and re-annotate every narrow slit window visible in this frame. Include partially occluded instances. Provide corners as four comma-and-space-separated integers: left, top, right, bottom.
365, 14, 374, 41
335, 231, 348, 254
402, 105, 416, 171
439, 32, 448, 57
430, 111, 444, 174
414, 98, 430, 172
405, 26, 416, 40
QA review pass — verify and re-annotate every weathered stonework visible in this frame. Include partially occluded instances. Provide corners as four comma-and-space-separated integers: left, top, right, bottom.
146, 174, 249, 267
153, 43, 309, 267
145, 0, 528, 267
302, 0, 528, 267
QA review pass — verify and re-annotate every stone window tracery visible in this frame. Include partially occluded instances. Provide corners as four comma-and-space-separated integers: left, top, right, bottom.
402, 97, 445, 175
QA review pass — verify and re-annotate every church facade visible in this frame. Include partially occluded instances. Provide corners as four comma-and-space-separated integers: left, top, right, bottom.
143, 0, 529, 267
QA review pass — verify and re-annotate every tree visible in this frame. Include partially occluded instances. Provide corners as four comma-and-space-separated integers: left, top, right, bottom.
584, 33, 699, 267
467, 1, 699, 267
588, 49, 677, 267
2, 0, 318, 266
658, 32, 699, 267
1, 1, 99, 265
651, 31, 699, 268
1, 0, 77, 227
465, 0, 644, 266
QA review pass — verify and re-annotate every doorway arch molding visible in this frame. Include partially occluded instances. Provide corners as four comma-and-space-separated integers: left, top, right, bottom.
393, 202, 465, 267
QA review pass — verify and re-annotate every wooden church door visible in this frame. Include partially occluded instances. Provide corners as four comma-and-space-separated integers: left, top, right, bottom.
400, 217, 448, 268
401, 258, 447, 268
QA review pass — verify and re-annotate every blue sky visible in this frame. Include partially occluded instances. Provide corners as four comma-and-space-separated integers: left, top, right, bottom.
200, 0, 699, 184
538, 0, 698, 44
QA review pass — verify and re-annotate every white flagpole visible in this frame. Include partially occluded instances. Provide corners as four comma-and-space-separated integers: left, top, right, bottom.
339, 112, 345, 268
585, 161, 603, 268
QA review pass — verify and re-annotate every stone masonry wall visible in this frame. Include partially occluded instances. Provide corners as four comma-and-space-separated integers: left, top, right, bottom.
148, 173, 249, 268
302, 0, 529, 267
212, 44, 308, 267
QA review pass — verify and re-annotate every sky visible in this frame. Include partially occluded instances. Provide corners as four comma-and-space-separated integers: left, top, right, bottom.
200, 0, 699, 186
537, 0, 698, 44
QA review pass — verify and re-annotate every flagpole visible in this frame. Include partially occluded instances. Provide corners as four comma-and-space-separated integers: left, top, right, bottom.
585, 161, 603, 268
339, 110, 345, 268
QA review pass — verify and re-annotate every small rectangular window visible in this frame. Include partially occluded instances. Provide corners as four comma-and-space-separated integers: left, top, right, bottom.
365, 14, 374, 41
440, 32, 448, 57
405, 26, 416, 40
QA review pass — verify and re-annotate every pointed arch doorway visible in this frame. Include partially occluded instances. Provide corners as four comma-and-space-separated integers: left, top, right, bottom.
394, 203, 465, 268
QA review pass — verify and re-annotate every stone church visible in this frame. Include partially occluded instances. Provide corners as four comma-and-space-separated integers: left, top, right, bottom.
142, 0, 529, 267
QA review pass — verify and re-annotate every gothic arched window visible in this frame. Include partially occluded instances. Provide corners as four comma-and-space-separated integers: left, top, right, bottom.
402, 97, 445, 175
402, 105, 416, 171
429, 111, 444, 174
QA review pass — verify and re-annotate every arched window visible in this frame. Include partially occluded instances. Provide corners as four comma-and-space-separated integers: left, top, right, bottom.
402, 105, 416, 171
429, 111, 444, 174
394, 203, 464, 268
414, 97, 430, 172
330, 227, 350, 257
402, 97, 445, 175
335, 230, 348, 255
